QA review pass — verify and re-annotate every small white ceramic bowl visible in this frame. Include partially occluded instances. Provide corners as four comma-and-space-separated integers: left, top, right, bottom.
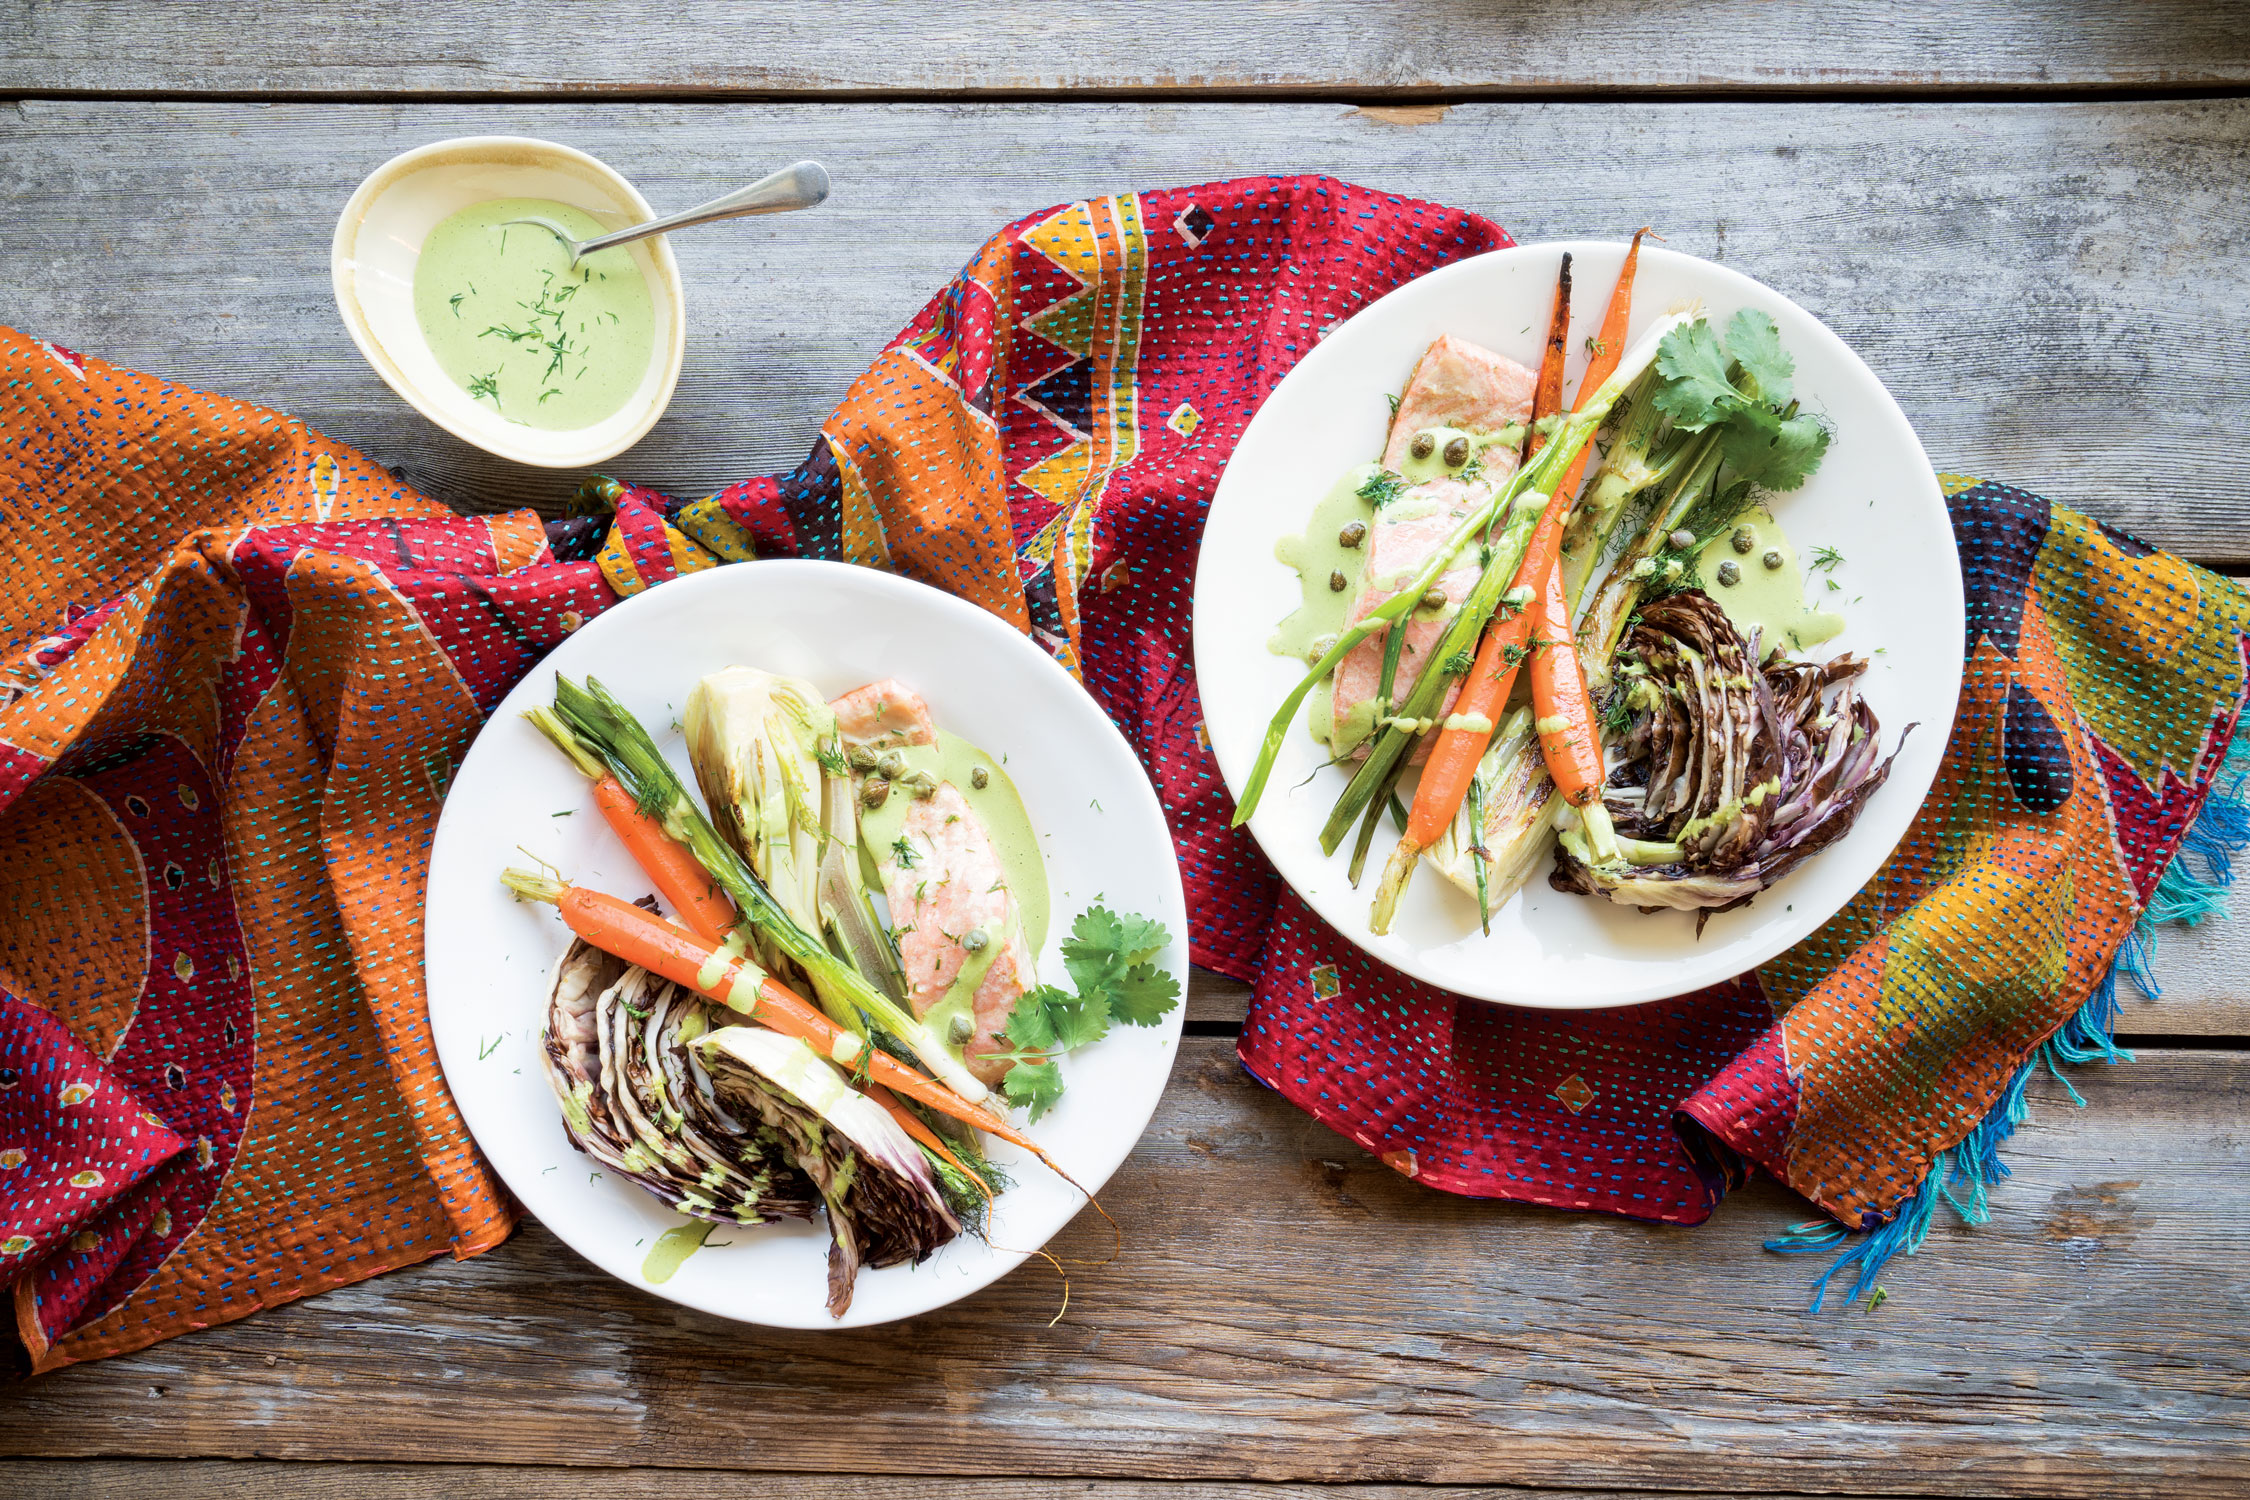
331, 136, 686, 468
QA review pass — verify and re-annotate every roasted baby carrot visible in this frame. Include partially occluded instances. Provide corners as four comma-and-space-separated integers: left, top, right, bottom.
1399, 514, 1560, 849
1539, 228, 1649, 524
588, 776, 739, 945
1526, 253, 1574, 459
1528, 551, 1605, 808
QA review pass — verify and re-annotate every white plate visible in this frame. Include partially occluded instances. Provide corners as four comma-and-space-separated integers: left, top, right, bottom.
1194, 243, 1961, 1009
424, 560, 1188, 1327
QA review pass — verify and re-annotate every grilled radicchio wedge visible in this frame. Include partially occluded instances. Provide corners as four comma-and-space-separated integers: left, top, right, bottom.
1550, 589, 1907, 920
541, 931, 820, 1226
698, 1026, 962, 1317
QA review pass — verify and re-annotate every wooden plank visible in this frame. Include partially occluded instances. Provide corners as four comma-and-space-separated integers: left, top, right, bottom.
0, 1461, 1905, 1500
2119, 914, 2250, 1036
5, 2, 2249, 97
6, 99, 2248, 565
4, 1039, 2245, 1496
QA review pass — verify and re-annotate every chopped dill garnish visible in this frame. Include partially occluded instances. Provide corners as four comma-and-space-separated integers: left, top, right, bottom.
1356, 469, 1408, 508
539, 388, 561, 404
1808, 544, 1845, 573
891, 836, 918, 869
1443, 649, 1474, 676
448, 292, 466, 318
466, 371, 502, 404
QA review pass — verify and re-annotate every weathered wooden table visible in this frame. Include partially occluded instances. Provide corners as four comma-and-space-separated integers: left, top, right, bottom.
5, 7, 2249, 1495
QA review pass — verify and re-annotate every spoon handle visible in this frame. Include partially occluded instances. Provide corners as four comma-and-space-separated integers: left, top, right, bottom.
575, 160, 830, 258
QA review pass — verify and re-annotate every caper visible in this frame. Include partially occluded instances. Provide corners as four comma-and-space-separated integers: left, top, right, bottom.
899, 769, 940, 799
1730, 525, 1757, 554
847, 744, 881, 771
1338, 520, 1368, 549
960, 928, 989, 954
948, 1014, 975, 1043
1668, 528, 1697, 551
970, 765, 990, 790
877, 749, 907, 779
1305, 632, 1339, 666
1762, 548, 1785, 571
1420, 587, 1448, 610
1716, 561, 1742, 587
1408, 431, 1436, 460
1442, 435, 1470, 467
861, 778, 890, 809
1329, 569, 1348, 593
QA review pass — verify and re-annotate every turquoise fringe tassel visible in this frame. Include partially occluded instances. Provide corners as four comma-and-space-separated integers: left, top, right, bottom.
1770, 720, 2250, 1312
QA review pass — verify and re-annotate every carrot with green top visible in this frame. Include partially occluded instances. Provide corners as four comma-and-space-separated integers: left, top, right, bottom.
526, 705, 740, 945
500, 870, 1085, 1187
590, 778, 740, 944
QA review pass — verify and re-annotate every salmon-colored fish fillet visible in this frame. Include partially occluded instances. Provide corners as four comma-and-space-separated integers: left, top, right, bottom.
830, 679, 937, 750
1380, 334, 1538, 470
1336, 336, 1536, 756
872, 784, 1037, 1086
833, 679, 1034, 1085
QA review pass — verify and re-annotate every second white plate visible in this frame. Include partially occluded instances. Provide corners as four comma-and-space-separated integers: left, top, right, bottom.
1194, 243, 1961, 1008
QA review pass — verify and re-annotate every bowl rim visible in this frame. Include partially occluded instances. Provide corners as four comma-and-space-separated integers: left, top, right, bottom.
329, 133, 687, 469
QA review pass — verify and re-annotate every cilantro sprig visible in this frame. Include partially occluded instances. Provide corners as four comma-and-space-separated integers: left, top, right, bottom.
992, 904, 1180, 1120
1651, 309, 1830, 493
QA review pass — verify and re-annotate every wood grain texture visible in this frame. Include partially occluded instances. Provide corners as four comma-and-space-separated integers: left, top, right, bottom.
4, 1039, 2245, 1496
5, 2, 2249, 97
5, 99, 2248, 564
0, 1462, 1908, 1500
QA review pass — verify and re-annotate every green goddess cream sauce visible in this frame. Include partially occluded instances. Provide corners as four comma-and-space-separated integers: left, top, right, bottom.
1267, 425, 1524, 750
1691, 505, 1845, 655
641, 1219, 716, 1283
413, 197, 656, 431
1270, 462, 1381, 750
855, 729, 1050, 956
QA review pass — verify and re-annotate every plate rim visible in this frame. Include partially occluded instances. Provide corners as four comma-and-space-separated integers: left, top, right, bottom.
422, 556, 1191, 1328
1193, 239, 1962, 1009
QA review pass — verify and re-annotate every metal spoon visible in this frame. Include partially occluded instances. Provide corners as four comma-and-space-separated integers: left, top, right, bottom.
506, 159, 830, 264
